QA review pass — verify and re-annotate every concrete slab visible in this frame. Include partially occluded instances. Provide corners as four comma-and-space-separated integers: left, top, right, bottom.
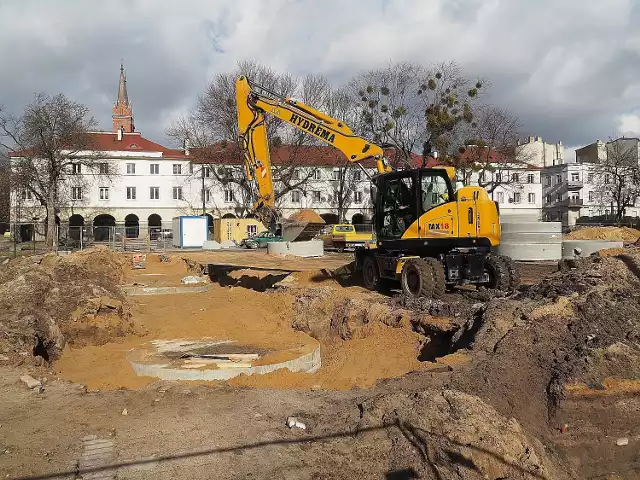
500, 222, 562, 234
495, 242, 562, 261
127, 338, 321, 381
267, 239, 324, 258
122, 285, 211, 296
501, 232, 563, 243
562, 240, 623, 259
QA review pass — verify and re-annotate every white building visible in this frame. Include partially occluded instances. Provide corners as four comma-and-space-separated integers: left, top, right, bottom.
10, 66, 382, 242
542, 138, 640, 227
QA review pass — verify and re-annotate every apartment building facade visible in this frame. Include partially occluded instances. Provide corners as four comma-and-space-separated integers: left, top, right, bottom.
542, 138, 640, 226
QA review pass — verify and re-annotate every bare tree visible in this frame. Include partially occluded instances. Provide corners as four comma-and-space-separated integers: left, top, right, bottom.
350, 62, 484, 169
591, 138, 640, 222
167, 61, 340, 221
446, 106, 531, 193
322, 158, 363, 223
0, 94, 103, 250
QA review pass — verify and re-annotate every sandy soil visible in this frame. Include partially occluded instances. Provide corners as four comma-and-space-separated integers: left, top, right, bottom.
2, 249, 639, 479
55, 254, 429, 392
565, 226, 640, 242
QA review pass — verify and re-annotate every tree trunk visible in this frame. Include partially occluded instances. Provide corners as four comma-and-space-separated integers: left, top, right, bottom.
45, 197, 57, 252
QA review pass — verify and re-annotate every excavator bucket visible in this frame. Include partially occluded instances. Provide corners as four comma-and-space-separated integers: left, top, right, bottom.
281, 209, 326, 242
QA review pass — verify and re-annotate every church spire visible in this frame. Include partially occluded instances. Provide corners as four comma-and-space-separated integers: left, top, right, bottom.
112, 62, 134, 133
116, 62, 129, 106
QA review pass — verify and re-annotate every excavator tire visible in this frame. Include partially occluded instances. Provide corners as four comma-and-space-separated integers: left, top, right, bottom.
499, 254, 521, 292
483, 254, 511, 291
423, 257, 446, 299
362, 254, 381, 291
401, 258, 436, 299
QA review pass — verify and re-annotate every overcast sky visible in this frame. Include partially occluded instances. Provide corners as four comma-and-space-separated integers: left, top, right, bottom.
1, 0, 639, 159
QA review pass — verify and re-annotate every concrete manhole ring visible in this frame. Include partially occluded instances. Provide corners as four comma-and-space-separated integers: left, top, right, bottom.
127, 338, 321, 381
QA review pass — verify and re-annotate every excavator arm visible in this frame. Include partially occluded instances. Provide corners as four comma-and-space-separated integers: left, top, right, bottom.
235, 75, 390, 222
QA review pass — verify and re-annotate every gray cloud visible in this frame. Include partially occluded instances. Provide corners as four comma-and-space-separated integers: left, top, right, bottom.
1, 0, 638, 151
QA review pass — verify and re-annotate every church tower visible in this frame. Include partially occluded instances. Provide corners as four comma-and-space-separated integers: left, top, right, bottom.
112, 63, 135, 133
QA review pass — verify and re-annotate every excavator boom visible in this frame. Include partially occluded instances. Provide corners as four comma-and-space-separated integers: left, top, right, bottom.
236, 75, 390, 226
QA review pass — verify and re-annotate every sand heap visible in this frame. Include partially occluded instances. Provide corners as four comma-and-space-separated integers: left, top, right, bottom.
288, 208, 325, 224
0, 247, 134, 363
565, 226, 640, 241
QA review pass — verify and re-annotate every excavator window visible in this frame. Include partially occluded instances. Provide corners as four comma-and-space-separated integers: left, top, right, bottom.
420, 173, 450, 214
378, 174, 416, 239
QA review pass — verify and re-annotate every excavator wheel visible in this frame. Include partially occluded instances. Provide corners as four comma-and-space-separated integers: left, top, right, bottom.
499, 255, 521, 292
423, 257, 446, 299
401, 258, 441, 299
482, 254, 511, 291
362, 254, 381, 291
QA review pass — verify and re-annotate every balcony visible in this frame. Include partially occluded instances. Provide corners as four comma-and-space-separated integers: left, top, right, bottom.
559, 198, 583, 208
567, 179, 583, 190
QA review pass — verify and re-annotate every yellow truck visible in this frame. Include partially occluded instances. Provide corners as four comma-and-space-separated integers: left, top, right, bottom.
320, 224, 374, 251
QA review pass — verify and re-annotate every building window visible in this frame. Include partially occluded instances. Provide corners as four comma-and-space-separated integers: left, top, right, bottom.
99, 187, 109, 200
587, 173, 594, 183
312, 190, 321, 202
203, 166, 211, 178
149, 186, 159, 200
545, 175, 551, 186
224, 189, 234, 203
332, 169, 340, 181
172, 186, 183, 200
556, 193, 562, 202
527, 174, 535, 184
604, 174, 610, 184
545, 194, 551, 204
312, 169, 321, 180
173, 164, 182, 175
247, 224, 258, 237
478, 172, 485, 183
201, 189, 211, 202
556, 175, 561, 184
292, 169, 300, 181
150, 164, 159, 175
189, 163, 194, 174
496, 192, 504, 203
513, 192, 521, 203
126, 187, 136, 200
353, 170, 362, 181
126, 163, 135, 175
528, 193, 535, 203
571, 172, 579, 182
495, 173, 502, 183
588, 191, 594, 202
98, 163, 109, 175
354, 191, 363, 203
512, 173, 519, 183
21, 190, 33, 200
71, 187, 82, 200
71, 163, 81, 175
291, 191, 301, 203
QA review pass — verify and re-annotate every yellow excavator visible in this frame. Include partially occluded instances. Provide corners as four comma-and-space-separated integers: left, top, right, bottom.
236, 75, 520, 297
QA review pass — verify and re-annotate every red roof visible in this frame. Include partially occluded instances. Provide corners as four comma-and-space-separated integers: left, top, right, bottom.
9, 131, 188, 159
89, 132, 187, 158
191, 143, 423, 169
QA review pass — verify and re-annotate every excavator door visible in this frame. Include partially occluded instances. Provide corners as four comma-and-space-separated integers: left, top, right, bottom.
456, 186, 481, 240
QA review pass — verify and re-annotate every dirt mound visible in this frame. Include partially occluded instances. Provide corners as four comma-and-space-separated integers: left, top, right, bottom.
351, 389, 570, 479
451, 248, 640, 436
0, 247, 133, 364
288, 208, 325, 224
565, 226, 640, 241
